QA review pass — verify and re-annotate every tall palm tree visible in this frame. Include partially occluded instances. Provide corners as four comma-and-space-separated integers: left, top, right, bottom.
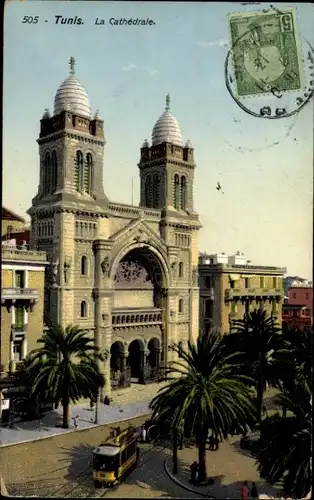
29, 324, 105, 428
227, 309, 284, 424
258, 374, 312, 498
149, 329, 255, 482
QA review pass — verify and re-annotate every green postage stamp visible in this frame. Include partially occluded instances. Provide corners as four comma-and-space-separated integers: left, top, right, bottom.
228, 9, 303, 97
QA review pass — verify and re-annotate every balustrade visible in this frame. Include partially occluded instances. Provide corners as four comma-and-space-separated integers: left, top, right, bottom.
112, 308, 162, 327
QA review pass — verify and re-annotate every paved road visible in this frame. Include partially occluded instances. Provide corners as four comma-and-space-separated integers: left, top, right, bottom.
2, 417, 198, 498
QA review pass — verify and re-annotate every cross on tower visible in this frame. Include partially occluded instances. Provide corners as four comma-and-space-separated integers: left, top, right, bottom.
69, 56, 76, 75
165, 93, 171, 111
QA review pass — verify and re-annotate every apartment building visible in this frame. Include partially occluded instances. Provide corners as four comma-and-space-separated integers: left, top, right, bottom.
199, 251, 286, 334
1, 241, 48, 374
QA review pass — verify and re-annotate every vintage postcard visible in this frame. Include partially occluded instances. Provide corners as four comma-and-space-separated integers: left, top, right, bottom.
2, 1, 313, 499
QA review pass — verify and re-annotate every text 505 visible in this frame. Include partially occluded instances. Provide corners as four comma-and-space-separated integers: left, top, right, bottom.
22, 16, 39, 23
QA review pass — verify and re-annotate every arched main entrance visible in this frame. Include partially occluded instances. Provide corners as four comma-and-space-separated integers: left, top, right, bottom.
147, 337, 161, 369
128, 339, 143, 380
110, 341, 131, 390
111, 244, 168, 385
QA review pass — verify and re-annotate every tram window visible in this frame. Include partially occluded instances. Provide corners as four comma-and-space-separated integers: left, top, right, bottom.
121, 443, 136, 464
93, 455, 118, 471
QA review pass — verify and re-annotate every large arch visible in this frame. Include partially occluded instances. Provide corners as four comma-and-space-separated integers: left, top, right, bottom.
109, 241, 170, 289
110, 243, 169, 384
128, 339, 143, 379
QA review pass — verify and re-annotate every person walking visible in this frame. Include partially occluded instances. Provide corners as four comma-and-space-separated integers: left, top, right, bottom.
250, 482, 258, 499
141, 426, 147, 443
241, 480, 249, 500
190, 461, 198, 484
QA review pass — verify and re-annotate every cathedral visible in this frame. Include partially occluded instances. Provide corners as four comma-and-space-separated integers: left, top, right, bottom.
27, 57, 201, 396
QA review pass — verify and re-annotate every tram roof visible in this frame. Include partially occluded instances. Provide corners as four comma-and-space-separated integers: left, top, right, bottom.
93, 445, 120, 456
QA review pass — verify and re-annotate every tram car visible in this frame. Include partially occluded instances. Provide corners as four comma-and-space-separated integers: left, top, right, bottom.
92, 426, 141, 488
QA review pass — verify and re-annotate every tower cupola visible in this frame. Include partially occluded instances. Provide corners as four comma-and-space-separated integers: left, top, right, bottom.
53, 57, 91, 118
151, 94, 183, 146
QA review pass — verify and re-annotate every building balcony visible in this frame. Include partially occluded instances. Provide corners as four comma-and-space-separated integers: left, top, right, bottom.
2, 248, 47, 263
225, 287, 283, 301
112, 308, 163, 328
200, 287, 214, 300
2, 288, 39, 301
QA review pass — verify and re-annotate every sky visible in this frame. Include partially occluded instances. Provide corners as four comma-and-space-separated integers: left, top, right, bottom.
3, 1, 313, 279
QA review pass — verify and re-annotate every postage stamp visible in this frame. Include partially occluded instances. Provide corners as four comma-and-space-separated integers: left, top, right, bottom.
228, 8, 303, 97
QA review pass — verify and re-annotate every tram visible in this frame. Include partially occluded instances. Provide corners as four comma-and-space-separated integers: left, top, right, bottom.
92, 426, 141, 488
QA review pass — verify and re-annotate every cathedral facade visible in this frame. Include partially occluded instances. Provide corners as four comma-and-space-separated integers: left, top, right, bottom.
27, 57, 201, 396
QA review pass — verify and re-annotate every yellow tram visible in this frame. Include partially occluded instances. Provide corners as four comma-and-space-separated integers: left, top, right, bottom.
92, 426, 141, 488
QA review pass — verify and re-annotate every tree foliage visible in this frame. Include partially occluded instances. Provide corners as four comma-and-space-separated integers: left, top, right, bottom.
29, 324, 105, 428
149, 329, 256, 481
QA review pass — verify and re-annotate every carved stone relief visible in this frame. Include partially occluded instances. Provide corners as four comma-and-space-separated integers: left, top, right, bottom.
101, 256, 110, 276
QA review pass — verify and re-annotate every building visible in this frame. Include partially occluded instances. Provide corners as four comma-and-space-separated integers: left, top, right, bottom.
2, 207, 27, 239
283, 276, 312, 296
1, 241, 48, 374
199, 251, 286, 334
282, 285, 313, 330
27, 57, 201, 397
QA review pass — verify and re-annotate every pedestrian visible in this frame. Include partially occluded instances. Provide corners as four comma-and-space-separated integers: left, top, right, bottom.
250, 481, 258, 499
190, 461, 198, 484
241, 480, 249, 500
72, 415, 79, 430
141, 426, 147, 443
209, 435, 214, 450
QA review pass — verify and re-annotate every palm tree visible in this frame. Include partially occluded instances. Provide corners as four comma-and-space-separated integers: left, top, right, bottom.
29, 324, 105, 428
227, 309, 284, 424
281, 324, 312, 385
258, 374, 312, 498
149, 329, 256, 482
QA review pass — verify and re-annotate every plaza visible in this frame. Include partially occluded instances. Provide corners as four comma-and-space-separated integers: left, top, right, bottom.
1, 388, 283, 498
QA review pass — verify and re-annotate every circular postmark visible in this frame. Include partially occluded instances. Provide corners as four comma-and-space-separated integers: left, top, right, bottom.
225, 6, 314, 119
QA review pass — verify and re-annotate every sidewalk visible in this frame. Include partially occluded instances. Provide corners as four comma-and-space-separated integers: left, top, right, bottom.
164, 435, 282, 499
0, 398, 151, 448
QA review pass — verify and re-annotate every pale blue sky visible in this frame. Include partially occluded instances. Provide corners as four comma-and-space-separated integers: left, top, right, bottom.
3, 1, 313, 278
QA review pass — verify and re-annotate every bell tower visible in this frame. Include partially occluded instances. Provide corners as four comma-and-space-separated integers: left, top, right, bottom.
32, 57, 108, 207
138, 94, 196, 215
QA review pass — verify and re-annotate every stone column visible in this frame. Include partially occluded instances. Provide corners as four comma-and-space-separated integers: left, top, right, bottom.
156, 347, 162, 378
9, 338, 15, 374
21, 336, 28, 359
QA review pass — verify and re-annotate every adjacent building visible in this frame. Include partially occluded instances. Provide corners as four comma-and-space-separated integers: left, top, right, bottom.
1, 241, 48, 374
282, 285, 313, 330
199, 252, 286, 334
2, 207, 29, 242
26, 57, 201, 397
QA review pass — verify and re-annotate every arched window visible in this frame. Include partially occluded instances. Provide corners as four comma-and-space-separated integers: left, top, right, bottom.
81, 256, 87, 275
84, 153, 92, 193
174, 174, 180, 209
80, 300, 88, 317
180, 176, 187, 211
178, 262, 184, 278
145, 175, 152, 207
178, 298, 183, 313
44, 152, 51, 194
152, 174, 160, 208
75, 151, 83, 191
51, 151, 58, 193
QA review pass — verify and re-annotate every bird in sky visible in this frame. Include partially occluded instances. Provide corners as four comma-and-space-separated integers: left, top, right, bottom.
216, 182, 224, 194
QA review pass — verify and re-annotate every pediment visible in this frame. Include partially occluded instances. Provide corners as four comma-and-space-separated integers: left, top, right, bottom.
109, 217, 167, 252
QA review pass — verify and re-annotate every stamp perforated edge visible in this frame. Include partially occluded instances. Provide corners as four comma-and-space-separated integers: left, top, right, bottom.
226, 6, 306, 99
